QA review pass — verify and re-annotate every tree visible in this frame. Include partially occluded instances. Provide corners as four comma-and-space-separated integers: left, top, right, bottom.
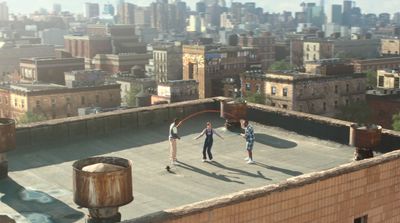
244, 92, 266, 104
337, 101, 372, 124
125, 86, 140, 107
392, 113, 400, 131
269, 60, 294, 71
366, 70, 377, 88
18, 111, 47, 124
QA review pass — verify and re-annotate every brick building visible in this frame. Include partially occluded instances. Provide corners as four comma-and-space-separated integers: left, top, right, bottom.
107, 67, 156, 106
303, 39, 380, 64
92, 53, 151, 74
64, 24, 146, 69
151, 80, 198, 104
381, 38, 400, 56
64, 69, 107, 88
0, 82, 120, 120
0, 44, 55, 75
153, 42, 183, 82
182, 44, 259, 99
242, 62, 367, 117
0, 86, 10, 118
64, 35, 112, 67
367, 89, 400, 129
19, 57, 85, 85
305, 59, 354, 75
239, 32, 276, 71
352, 57, 400, 73
377, 69, 400, 89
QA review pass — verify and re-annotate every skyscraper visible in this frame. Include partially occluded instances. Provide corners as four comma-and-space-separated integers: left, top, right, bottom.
104, 3, 115, 16
342, 0, 352, 26
53, 3, 62, 15
329, 4, 342, 24
85, 2, 100, 18
0, 2, 9, 21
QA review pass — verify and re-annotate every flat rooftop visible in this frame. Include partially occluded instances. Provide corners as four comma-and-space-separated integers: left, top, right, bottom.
1, 113, 355, 223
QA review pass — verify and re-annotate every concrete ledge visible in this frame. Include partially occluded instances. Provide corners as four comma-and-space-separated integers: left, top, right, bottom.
124, 150, 400, 223
15, 98, 218, 148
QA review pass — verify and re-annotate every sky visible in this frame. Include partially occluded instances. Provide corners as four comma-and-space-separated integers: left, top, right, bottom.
3, 0, 400, 15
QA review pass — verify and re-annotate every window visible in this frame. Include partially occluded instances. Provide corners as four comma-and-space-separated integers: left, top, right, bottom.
354, 215, 368, 223
282, 104, 288, 109
323, 102, 326, 111
51, 99, 56, 109
378, 76, 384, 87
21, 99, 25, 109
395, 77, 400, 88
346, 84, 349, 93
271, 86, 277, 95
334, 100, 338, 108
36, 100, 40, 108
14, 99, 17, 107
256, 84, 261, 93
346, 99, 349, 105
283, 88, 288, 97
245, 83, 251, 91
335, 85, 339, 94
81, 96, 85, 105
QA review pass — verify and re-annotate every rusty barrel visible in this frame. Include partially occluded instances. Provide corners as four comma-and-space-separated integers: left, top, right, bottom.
350, 124, 382, 149
72, 157, 133, 209
0, 118, 16, 153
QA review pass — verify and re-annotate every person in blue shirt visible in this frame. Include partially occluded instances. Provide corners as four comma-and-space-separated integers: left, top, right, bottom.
241, 119, 255, 164
195, 122, 224, 162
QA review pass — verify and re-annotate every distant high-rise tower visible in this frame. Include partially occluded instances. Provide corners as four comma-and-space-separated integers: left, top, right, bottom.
103, 3, 115, 16
342, 0, 353, 26
85, 2, 100, 18
0, 1, 9, 21
329, 4, 342, 24
53, 3, 62, 15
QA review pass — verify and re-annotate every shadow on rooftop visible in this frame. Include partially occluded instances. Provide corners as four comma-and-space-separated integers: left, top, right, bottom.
255, 162, 303, 176
10, 114, 225, 172
0, 177, 84, 223
254, 133, 297, 149
177, 161, 245, 184
208, 161, 271, 181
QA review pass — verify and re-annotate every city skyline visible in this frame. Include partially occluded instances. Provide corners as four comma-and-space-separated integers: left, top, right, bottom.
3, 0, 400, 15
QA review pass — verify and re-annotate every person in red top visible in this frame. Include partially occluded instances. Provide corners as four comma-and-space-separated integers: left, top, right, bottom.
195, 122, 224, 162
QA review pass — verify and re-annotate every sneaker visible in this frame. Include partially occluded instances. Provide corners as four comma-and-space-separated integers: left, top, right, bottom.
247, 159, 255, 164
202, 159, 207, 162
171, 161, 178, 165
244, 157, 250, 161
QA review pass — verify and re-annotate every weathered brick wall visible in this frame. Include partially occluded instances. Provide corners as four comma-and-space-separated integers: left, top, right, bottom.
126, 151, 400, 223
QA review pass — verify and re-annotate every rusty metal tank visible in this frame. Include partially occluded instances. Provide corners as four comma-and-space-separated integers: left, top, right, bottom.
220, 100, 247, 130
73, 157, 133, 209
350, 124, 382, 149
0, 118, 16, 153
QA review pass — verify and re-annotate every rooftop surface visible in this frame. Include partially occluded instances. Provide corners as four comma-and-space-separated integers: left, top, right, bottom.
0, 113, 355, 223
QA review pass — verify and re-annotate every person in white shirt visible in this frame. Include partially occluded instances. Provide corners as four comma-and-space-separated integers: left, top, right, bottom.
169, 118, 180, 165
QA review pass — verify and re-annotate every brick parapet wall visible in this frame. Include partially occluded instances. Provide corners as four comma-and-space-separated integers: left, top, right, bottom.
15, 97, 400, 151
15, 98, 219, 148
125, 150, 400, 223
